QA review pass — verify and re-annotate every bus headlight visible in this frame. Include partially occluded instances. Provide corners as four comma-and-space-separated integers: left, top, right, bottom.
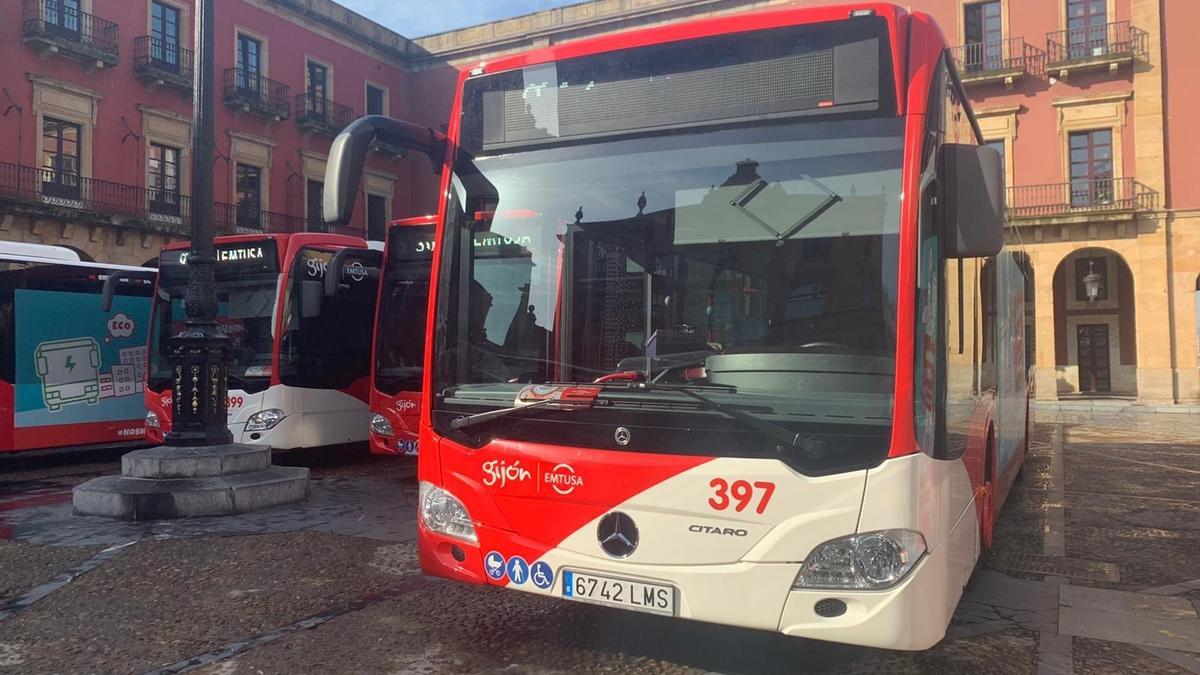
245, 409, 285, 432
793, 529, 927, 590
370, 413, 394, 437
145, 410, 160, 429
419, 481, 477, 543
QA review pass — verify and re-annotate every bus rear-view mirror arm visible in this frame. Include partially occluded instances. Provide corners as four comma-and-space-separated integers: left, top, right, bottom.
324, 247, 383, 297
323, 115, 448, 226
938, 143, 1005, 259
100, 271, 155, 313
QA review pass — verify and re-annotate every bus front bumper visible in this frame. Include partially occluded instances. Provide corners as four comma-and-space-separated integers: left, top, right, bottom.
418, 521, 955, 652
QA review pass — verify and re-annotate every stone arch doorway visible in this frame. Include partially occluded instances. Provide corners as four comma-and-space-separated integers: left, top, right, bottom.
1052, 248, 1137, 396
1194, 274, 1200, 370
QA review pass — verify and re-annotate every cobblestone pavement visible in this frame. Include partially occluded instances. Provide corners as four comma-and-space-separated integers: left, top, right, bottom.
0, 414, 1197, 674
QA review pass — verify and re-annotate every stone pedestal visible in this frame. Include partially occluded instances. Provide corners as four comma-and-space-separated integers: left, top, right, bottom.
73, 445, 308, 520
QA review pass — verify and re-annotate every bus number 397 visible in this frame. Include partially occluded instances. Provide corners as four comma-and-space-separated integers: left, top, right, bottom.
708, 479, 775, 514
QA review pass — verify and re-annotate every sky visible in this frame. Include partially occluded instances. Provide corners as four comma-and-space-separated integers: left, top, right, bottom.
337, 0, 572, 38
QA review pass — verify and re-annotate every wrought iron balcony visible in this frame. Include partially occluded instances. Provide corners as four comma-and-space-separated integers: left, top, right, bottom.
133, 36, 193, 93
0, 160, 189, 233
1046, 21, 1148, 79
1007, 177, 1154, 222
951, 38, 1045, 88
22, 0, 119, 69
213, 202, 303, 235
222, 68, 291, 120
295, 93, 354, 136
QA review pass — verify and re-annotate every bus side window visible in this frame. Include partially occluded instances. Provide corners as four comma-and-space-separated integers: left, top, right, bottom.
0, 265, 18, 387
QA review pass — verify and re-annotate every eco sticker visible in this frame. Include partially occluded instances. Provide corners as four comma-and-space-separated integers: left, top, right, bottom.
34, 338, 102, 411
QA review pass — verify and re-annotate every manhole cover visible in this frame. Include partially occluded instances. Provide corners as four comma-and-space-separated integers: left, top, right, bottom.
992, 552, 1120, 582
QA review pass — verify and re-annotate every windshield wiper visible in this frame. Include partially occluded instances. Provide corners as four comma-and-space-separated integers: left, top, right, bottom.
613, 381, 825, 460
729, 174, 843, 245
448, 397, 574, 431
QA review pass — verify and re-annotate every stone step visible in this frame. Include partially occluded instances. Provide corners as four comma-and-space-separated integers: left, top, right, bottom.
121, 444, 271, 479
72, 466, 310, 520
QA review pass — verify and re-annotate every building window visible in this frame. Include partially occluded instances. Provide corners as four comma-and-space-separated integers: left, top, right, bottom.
307, 180, 325, 232
148, 143, 182, 216
306, 61, 328, 120
1068, 129, 1113, 207
45, 0, 81, 37
1074, 256, 1109, 302
1067, 0, 1108, 59
236, 163, 262, 228
366, 85, 385, 116
367, 194, 387, 240
41, 117, 82, 200
150, 1, 182, 71
985, 139, 1006, 174
236, 34, 262, 91
963, 1, 1002, 72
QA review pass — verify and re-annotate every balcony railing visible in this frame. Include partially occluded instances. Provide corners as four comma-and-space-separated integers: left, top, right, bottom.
1046, 21, 1148, 75
0, 160, 190, 231
1007, 178, 1154, 220
22, 0, 119, 67
950, 38, 1045, 86
213, 202, 303, 235
295, 93, 355, 136
222, 68, 291, 120
133, 35, 193, 91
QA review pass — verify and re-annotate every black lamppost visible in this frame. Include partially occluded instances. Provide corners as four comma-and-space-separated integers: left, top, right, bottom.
166, 0, 232, 447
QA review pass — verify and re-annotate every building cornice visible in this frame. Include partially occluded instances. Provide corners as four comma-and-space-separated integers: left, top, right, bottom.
1051, 91, 1134, 108
26, 74, 103, 100
975, 104, 1023, 117
226, 130, 278, 149
137, 105, 191, 125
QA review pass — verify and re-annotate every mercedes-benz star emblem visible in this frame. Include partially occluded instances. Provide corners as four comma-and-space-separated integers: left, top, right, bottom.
614, 426, 632, 446
597, 512, 639, 558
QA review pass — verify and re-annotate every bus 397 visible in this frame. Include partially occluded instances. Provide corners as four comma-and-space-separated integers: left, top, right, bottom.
325, 2, 1029, 650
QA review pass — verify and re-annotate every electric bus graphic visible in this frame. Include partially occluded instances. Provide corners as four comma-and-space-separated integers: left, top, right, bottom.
35, 337, 102, 410
325, 3, 1027, 651
143, 233, 382, 450
365, 215, 437, 456
2, 241, 156, 454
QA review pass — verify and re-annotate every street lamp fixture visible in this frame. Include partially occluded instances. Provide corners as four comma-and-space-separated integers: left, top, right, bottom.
1083, 259, 1103, 303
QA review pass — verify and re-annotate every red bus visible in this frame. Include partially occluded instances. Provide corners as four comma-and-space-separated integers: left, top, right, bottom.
367, 215, 437, 456
144, 232, 382, 450
325, 3, 1028, 650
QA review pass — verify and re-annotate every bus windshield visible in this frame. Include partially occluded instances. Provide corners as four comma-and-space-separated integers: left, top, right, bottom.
375, 224, 435, 395
435, 116, 903, 467
149, 244, 280, 394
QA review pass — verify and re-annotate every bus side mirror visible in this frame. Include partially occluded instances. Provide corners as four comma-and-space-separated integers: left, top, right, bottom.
300, 280, 323, 319
100, 272, 155, 312
938, 143, 1005, 259
323, 115, 448, 226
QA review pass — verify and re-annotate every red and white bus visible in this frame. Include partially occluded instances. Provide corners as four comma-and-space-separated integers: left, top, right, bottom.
325, 2, 1028, 650
367, 215, 437, 456
1, 242, 155, 454
143, 233, 381, 450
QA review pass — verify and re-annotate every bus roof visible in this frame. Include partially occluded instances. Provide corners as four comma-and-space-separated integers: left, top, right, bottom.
0, 241, 154, 273
462, 2, 909, 108
0, 241, 83, 262
161, 231, 369, 252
